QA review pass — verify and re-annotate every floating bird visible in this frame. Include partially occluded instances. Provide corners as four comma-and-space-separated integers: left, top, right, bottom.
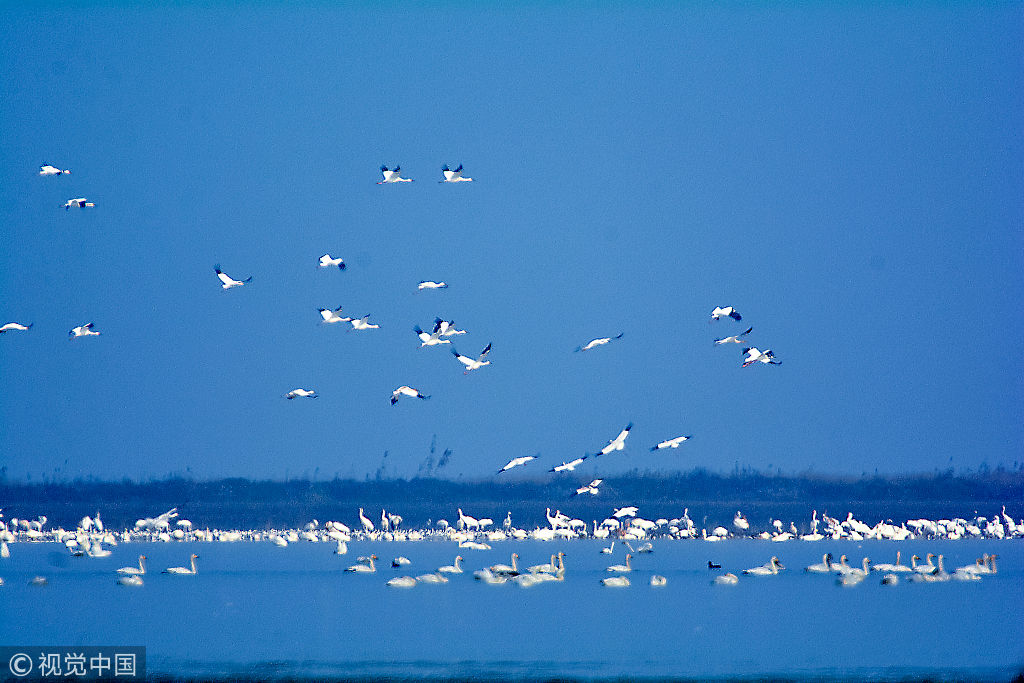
378, 165, 412, 183
0, 322, 32, 334
597, 423, 632, 456
601, 575, 630, 587
319, 306, 349, 324
440, 164, 473, 182
69, 322, 99, 339
387, 576, 416, 588
318, 254, 346, 270
418, 281, 448, 290
63, 197, 94, 210
346, 555, 378, 573
438, 556, 463, 574
606, 554, 632, 573
498, 455, 537, 474
40, 164, 71, 176
349, 314, 379, 330
452, 343, 492, 373
285, 388, 317, 400
391, 386, 429, 405
432, 318, 466, 336
575, 333, 623, 352
650, 435, 691, 451
575, 479, 602, 496
414, 324, 451, 346
742, 347, 781, 367
708, 561, 722, 570
117, 575, 143, 587
710, 306, 742, 321
392, 556, 411, 567
714, 327, 753, 345
550, 456, 587, 473
164, 554, 199, 575
116, 555, 147, 575
743, 557, 784, 575
650, 575, 668, 587
714, 573, 739, 585
214, 265, 252, 289
489, 553, 520, 576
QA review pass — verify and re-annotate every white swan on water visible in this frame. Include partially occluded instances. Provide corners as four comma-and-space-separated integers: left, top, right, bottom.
489, 553, 519, 576
116, 555, 147, 575
606, 554, 632, 573
743, 557, 783, 575
346, 555, 377, 573
601, 576, 630, 587
164, 554, 198, 575
438, 556, 463, 574
117, 575, 143, 587
387, 576, 416, 588
714, 573, 739, 585
804, 553, 833, 573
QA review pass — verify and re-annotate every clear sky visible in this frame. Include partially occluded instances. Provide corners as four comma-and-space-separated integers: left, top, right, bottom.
2, 3, 1022, 482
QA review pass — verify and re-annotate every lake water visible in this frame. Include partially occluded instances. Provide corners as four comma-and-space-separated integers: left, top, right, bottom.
2, 538, 1021, 681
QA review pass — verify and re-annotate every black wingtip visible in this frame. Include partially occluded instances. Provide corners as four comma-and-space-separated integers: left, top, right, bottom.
730, 311, 742, 320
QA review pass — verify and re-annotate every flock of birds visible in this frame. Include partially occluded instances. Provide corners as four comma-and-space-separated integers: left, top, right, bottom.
0, 503, 1016, 589
6, 161, 789, 491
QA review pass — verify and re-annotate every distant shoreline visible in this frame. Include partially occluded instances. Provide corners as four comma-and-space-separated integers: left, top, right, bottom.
2, 470, 1020, 531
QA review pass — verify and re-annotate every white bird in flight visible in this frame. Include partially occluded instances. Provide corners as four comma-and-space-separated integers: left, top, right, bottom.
452, 343, 492, 373
650, 435, 692, 451
414, 324, 451, 347
214, 265, 252, 289
742, 347, 781, 367
433, 318, 466, 336
498, 455, 537, 473
40, 164, 71, 176
714, 327, 753, 345
550, 456, 587, 473
597, 423, 632, 456
418, 281, 448, 290
378, 165, 412, 183
69, 323, 100, 339
575, 479, 603, 496
391, 386, 430, 405
440, 164, 473, 182
1, 322, 32, 334
710, 306, 742, 322
318, 254, 346, 270
349, 314, 379, 330
285, 388, 317, 400
319, 306, 349, 324
63, 197, 94, 210
575, 333, 624, 352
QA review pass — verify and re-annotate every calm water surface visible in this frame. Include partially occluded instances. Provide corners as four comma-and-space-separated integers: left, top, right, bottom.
2, 539, 1022, 681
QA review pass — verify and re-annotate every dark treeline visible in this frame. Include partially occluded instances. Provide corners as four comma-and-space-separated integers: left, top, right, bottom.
2, 469, 1021, 532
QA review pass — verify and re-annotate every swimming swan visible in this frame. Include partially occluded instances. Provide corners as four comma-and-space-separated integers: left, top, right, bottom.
163, 554, 198, 575
116, 555, 147, 575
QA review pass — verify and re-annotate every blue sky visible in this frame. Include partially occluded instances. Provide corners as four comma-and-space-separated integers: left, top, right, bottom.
2, 4, 1021, 482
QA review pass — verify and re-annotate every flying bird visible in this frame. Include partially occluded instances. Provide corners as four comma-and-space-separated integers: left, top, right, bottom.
349, 314, 379, 330
742, 347, 781, 367
710, 306, 742, 322
575, 333, 624, 352
391, 386, 430, 405
414, 324, 451, 347
651, 435, 692, 451
0, 322, 32, 334
318, 254, 346, 270
63, 198, 94, 210
575, 479, 603, 496
714, 327, 753, 345
440, 164, 473, 182
214, 265, 252, 289
433, 318, 466, 336
550, 456, 587, 473
498, 455, 537, 473
418, 281, 448, 290
378, 165, 412, 183
319, 306, 349, 324
40, 164, 70, 176
69, 323, 100, 339
452, 343, 492, 373
285, 389, 317, 400
597, 423, 633, 456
